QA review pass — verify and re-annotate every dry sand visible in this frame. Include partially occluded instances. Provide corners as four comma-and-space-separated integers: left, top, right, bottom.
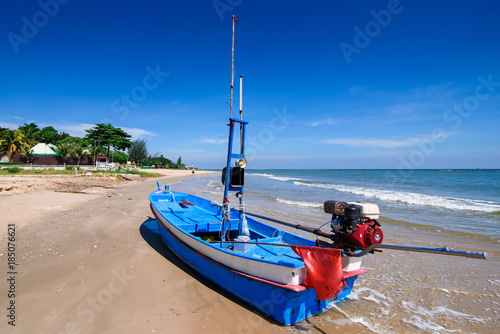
0, 170, 373, 334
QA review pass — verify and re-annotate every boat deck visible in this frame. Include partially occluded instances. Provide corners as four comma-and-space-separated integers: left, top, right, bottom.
152, 196, 304, 268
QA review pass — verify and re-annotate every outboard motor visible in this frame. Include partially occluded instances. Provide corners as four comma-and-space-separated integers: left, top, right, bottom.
340, 204, 361, 233
324, 200, 383, 251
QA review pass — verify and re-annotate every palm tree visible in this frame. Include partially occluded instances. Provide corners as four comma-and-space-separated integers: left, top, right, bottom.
18, 123, 41, 147
0, 127, 8, 137
0, 130, 29, 162
71, 143, 89, 167
55, 144, 70, 166
88, 144, 104, 165
22, 148, 36, 164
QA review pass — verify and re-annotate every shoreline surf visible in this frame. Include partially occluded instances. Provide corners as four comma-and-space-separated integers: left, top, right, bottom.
172, 170, 500, 333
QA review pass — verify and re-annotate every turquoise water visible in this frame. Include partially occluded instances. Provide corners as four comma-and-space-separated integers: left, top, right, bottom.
181, 169, 500, 239
173, 169, 500, 333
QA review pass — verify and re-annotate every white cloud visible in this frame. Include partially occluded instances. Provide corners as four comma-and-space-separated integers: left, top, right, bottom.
199, 136, 227, 145
0, 121, 22, 130
53, 123, 95, 137
307, 118, 337, 127
121, 127, 156, 139
320, 132, 457, 149
42, 123, 156, 140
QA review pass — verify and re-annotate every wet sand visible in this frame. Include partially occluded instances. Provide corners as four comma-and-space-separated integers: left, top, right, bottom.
1, 170, 498, 333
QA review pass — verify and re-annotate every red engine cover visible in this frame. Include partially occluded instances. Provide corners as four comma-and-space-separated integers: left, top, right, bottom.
348, 222, 383, 249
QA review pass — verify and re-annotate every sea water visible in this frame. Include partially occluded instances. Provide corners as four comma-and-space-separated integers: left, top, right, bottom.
180, 169, 500, 239
172, 169, 500, 333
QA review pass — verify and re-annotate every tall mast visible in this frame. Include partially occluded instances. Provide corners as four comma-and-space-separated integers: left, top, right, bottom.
239, 75, 243, 153
239, 75, 243, 120
220, 15, 249, 243
230, 15, 238, 118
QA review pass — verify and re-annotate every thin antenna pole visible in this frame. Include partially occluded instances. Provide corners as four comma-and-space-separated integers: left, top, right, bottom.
239, 75, 243, 153
239, 75, 243, 119
230, 15, 238, 118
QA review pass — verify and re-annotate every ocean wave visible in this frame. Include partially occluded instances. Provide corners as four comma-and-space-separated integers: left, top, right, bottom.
250, 173, 306, 182
207, 179, 223, 190
293, 181, 500, 213
249, 173, 274, 177
197, 189, 222, 196
275, 198, 323, 208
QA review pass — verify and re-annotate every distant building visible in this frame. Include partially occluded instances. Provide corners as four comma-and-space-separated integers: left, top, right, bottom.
30, 143, 58, 156
4, 143, 93, 165
96, 155, 111, 169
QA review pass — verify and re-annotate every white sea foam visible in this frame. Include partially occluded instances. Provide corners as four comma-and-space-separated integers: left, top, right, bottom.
249, 173, 274, 177
250, 173, 306, 182
401, 301, 489, 328
207, 179, 223, 190
275, 198, 323, 208
402, 315, 449, 333
347, 287, 392, 305
197, 189, 221, 196
269, 176, 306, 182
293, 181, 500, 213
487, 279, 500, 286
328, 304, 384, 334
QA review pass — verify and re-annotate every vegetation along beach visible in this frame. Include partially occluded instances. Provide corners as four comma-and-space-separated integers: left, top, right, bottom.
2, 1, 499, 334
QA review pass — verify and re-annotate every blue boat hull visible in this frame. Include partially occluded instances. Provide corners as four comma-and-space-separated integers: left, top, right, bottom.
151, 208, 362, 325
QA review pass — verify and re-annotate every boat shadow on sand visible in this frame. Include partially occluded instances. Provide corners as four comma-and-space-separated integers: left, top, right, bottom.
139, 218, 328, 331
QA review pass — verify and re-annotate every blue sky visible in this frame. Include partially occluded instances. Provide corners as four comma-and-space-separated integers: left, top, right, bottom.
1, 1, 499, 169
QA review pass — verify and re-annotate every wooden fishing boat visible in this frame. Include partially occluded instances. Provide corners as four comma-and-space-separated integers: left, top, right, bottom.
149, 189, 366, 325
148, 16, 488, 325
150, 183, 376, 324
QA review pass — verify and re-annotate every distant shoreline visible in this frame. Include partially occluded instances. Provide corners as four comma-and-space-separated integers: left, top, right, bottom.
239, 168, 500, 172
436, 169, 500, 172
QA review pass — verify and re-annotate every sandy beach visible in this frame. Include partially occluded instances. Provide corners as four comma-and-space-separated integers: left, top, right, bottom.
0, 170, 369, 334
1, 170, 497, 334
1, 170, 297, 334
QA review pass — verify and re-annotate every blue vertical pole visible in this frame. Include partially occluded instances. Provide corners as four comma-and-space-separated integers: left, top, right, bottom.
221, 120, 235, 241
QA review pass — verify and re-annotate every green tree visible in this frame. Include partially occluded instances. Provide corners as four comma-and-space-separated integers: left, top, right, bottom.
87, 144, 105, 165
18, 123, 41, 147
22, 148, 36, 164
148, 153, 171, 168
71, 143, 89, 167
161, 155, 173, 168
84, 123, 132, 157
56, 137, 90, 166
54, 131, 70, 143
55, 144, 71, 166
111, 150, 128, 164
57, 136, 86, 148
176, 156, 182, 168
128, 139, 148, 165
0, 127, 9, 136
39, 126, 59, 144
0, 130, 29, 162
35, 126, 69, 144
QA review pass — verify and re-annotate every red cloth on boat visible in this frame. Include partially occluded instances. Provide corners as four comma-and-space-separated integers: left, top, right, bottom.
290, 245, 347, 301
179, 200, 194, 208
